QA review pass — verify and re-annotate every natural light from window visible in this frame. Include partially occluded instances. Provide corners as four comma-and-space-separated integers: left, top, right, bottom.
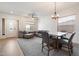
26, 25, 31, 31
58, 15, 75, 23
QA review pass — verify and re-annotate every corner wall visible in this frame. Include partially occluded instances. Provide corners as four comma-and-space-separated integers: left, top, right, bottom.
0, 13, 18, 39
38, 15, 57, 34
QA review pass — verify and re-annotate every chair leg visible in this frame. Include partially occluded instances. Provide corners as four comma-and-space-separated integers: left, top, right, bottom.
71, 48, 73, 53
47, 45, 50, 56
68, 47, 72, 56
48, 49, 50, 56
69, 44, 73, 55
71, 45, 73, 53
42, 42, 43, 52
69, 51, 71, 56
42, 46, 43, 52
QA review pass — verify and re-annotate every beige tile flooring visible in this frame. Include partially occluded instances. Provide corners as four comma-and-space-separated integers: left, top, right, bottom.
0, 38, 24, 56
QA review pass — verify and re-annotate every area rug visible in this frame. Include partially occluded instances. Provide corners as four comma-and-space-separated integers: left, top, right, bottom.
17, 37, 79, 56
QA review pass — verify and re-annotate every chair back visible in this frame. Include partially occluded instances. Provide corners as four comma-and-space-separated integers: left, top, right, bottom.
68, 32, 75, 45
41, 31, 50, 44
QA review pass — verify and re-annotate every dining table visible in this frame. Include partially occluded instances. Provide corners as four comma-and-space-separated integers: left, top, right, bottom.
52, 32, 67, 37
49, 32, 67, 49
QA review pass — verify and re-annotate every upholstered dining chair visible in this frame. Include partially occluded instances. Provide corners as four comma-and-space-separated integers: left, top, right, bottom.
59, 32, 75, 56
41, 31, 54, 56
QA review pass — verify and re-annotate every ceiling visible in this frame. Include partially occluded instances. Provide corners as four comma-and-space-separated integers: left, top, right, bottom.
0, 2, 79, 16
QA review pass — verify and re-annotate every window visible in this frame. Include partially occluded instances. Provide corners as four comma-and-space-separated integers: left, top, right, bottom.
58, 15, 75, 23
8, 20, 14, 32
26, 25, 31, 31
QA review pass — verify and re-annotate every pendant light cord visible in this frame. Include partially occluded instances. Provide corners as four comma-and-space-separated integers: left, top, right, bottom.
54, 2, 56, 15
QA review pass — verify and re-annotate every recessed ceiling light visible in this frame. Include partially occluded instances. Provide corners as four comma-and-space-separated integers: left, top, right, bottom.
10, 11, 14, 14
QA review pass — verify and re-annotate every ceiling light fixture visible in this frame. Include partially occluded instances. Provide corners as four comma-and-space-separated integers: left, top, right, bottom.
51, 2, 59, 20
10, 11, 14, 14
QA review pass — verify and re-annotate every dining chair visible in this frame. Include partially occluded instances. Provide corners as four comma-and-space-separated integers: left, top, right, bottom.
59, 32, 75, 56
41, 31, 54, 56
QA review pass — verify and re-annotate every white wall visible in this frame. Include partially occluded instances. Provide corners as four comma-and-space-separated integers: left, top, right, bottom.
0, 13, 18, 39
19, 16, 38, 31
58, 20, 75, 32
38, 15, 57, 34
59, 20, 75, 25
59, 9, 79, 44
0, 13, 38, 39
74, 14, 79, 43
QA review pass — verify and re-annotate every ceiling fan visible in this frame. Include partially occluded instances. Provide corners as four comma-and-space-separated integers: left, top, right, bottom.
28, 12, 38, 18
